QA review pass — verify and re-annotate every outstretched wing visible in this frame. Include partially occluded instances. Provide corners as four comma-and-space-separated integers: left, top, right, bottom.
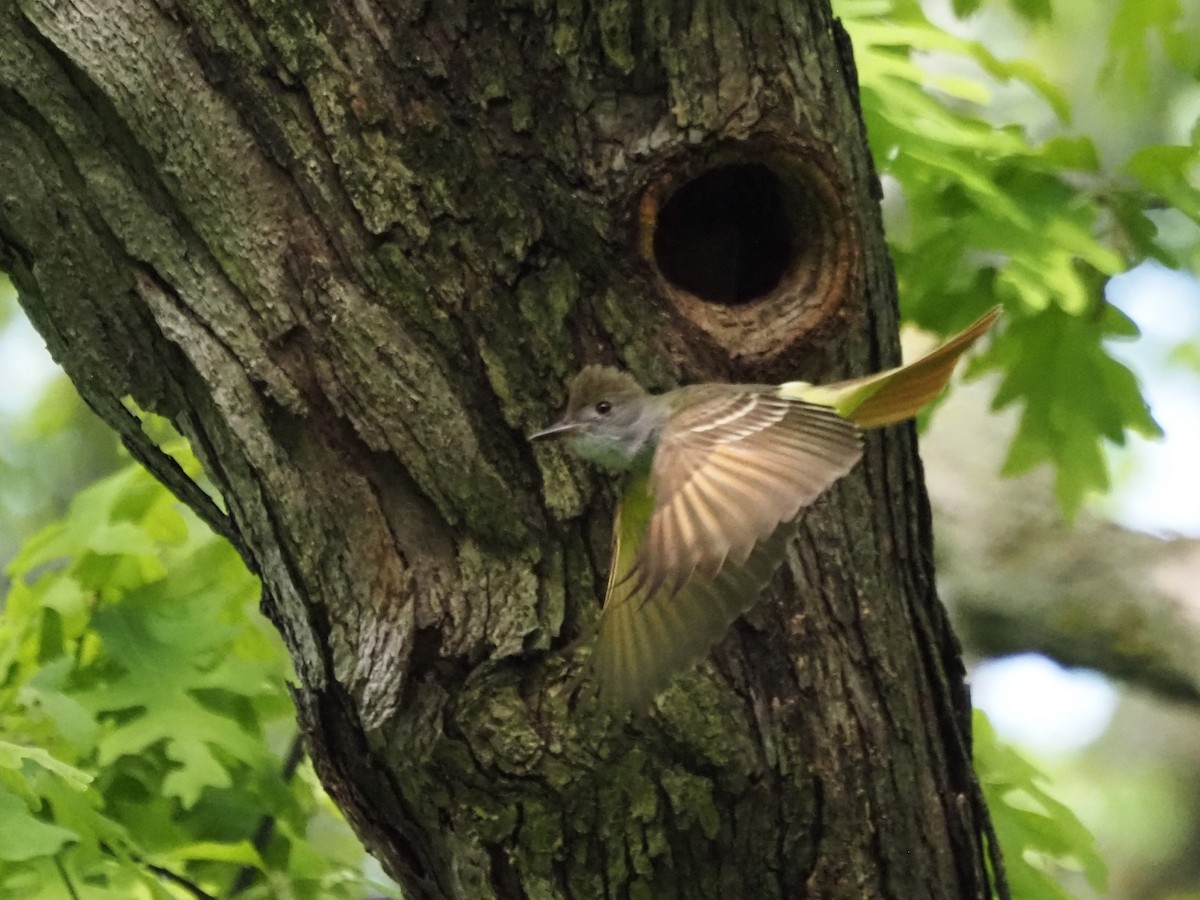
590, 471, 799, 714
624, 389, 862, 601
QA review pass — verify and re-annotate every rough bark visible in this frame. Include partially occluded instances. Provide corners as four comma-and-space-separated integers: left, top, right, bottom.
0, 2, 1001, 898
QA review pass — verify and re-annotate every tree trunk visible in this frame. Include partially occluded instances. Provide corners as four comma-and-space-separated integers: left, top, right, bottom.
0, 1, 1003, 897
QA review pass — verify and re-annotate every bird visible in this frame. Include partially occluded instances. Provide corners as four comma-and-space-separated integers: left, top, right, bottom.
530, 307, 1000, 714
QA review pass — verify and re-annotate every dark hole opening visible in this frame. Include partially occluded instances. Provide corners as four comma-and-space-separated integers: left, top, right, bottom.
652, 163, 794, 305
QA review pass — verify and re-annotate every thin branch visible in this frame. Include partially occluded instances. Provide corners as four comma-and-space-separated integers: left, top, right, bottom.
53, 854, 81, 900
228, 733, 307, 896
146, 861, 217, 900
96, 842, 216, 900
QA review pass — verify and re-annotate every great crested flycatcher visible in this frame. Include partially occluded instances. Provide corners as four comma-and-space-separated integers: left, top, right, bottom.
531, 307, 1000, 714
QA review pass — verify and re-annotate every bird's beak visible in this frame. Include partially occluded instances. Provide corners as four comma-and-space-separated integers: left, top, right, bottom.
529, 419, 577, 441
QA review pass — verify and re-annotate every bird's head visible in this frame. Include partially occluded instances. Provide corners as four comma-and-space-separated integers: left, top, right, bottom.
530, 365, 658, 470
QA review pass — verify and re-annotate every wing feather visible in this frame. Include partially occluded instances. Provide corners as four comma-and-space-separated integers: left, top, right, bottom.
587, 389, 861, 715
625, 390, 862, 601
592, 509, 800, 714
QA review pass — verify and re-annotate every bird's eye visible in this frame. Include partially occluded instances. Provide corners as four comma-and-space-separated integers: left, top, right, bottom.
594, 400, 612, 415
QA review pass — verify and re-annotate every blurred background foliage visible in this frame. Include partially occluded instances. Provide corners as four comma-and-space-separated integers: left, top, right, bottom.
841, 0, 1200, 897
0, 283, 396, 896
1, 0, 1199, 895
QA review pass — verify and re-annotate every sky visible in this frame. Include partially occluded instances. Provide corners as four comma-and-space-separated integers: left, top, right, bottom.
0, 311, 58, 415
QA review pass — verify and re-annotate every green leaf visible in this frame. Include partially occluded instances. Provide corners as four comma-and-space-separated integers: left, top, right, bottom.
0, 741, 92, 791
975, 710, 1108, 895
985, 305, 1161, 519
36, 578, 87, 620
83, 521, 161, 559
159, 839, 265, 868
162, 739, 232, 808
5, 523, 71, 578
1, 452, 379, 895
836, 0, 1169, 510
19, 680, 99, 753
1126, 144, 1200, 225
1010, 0, 1052, 22
1103, 0, 1184, 89
0, 784, 78, 861
1035, 136, 1100, 171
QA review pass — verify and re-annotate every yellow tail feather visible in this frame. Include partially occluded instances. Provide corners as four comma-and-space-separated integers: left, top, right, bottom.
783, 307, 1000, 428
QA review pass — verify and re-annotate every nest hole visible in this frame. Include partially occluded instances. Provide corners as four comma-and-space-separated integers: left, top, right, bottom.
651, 163, 795, 306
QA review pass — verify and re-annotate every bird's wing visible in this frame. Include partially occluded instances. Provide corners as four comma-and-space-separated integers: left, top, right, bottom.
591, 471, 798, 714
625, 389, 862, 602
782, 306, 1000, 427
585, 309, 999, 713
